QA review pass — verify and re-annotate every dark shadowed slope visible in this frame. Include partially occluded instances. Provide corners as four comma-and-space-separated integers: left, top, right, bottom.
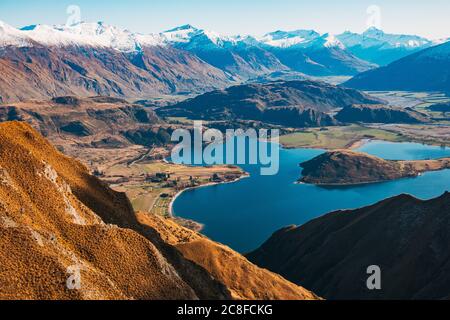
248, 192, 450, 300
344, 41, 450, 93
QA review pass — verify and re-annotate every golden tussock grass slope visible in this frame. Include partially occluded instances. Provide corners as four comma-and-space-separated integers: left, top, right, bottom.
0, 121, 317, 300
0, 121, 225, 300
138, 213, 320, 300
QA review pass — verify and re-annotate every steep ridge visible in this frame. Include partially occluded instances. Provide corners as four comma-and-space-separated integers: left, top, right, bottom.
0, 122, 317, 300
158, 80, 382, 127
248, 192, 450, 300
138, 214, 319, 300
299, 150, 450, 185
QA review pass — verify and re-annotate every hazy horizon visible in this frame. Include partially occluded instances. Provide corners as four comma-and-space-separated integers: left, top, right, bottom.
1, 0, 449, 39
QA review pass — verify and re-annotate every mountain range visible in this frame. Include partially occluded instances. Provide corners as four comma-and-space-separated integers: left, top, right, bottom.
336, 27, 437, 66
1, 20, 448, 103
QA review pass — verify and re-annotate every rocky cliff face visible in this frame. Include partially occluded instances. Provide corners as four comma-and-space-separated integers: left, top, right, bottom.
248, 192, 450, 300
0, 121, 317, 300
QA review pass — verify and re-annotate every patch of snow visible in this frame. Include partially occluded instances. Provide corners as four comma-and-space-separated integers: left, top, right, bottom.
263, 35, 307, 48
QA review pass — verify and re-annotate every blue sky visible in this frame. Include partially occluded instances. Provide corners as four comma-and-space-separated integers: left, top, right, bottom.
1, 0, 449, 38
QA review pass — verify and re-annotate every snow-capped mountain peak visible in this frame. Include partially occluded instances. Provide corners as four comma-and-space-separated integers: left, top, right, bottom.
162, 24, 201, 43
161, 24, 241, 47
259, 29, 321, 48
361, 27, 431, 48
0, 20, 167, 51
363, 26, 385, 38
0, 19, 447, 60
0, 20, 32, 47
322, 34, 345, 49
259, 29, 347, 50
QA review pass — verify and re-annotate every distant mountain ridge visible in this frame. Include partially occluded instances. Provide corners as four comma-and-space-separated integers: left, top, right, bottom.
2, 20, 444, 77
1, 20, 449, 102
336, 27, 435, 65
344, 41, 450, 93
0, 44, 231, 103
157, 80, 382, 127
336, 104, 429, 124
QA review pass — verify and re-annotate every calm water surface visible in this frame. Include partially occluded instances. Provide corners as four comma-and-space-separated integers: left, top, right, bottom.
173, 141, 450, 253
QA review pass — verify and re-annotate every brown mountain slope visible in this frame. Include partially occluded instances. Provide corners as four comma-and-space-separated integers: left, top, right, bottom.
247, 192, 450, 300
139, 214, 319, 300
299, 150, 450, 185
0, 96, 172, 149
0, 45, 230, 103
0, 121, 317, 300
0, 121, 229, 300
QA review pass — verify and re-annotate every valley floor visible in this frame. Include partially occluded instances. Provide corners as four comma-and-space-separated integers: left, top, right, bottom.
280, 124, 450, 150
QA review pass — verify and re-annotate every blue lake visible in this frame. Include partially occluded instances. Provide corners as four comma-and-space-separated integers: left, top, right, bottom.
172, 141, 450, 253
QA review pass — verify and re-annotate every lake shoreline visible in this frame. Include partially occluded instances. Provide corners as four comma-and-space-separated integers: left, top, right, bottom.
170, 140, 450, 253
280, 137, 373, 151
168, 172, 250, 232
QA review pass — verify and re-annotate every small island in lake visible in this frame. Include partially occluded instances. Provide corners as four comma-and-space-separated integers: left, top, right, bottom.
299, 150, 450, 185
